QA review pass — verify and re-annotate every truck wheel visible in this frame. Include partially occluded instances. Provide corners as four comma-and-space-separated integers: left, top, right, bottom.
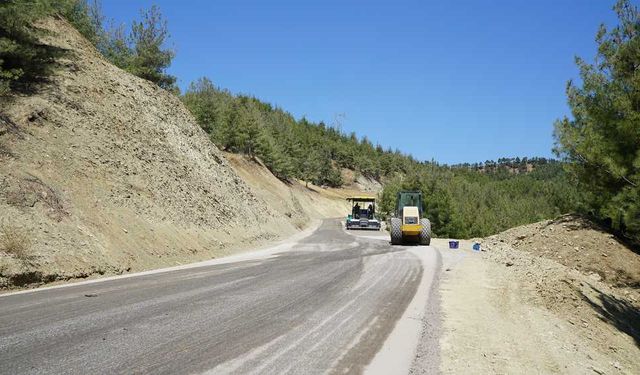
420, 218, 432, 245
390, 218, 402, 245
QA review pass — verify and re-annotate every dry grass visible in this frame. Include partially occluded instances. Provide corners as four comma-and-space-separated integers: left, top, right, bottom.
0, 224, 32, 260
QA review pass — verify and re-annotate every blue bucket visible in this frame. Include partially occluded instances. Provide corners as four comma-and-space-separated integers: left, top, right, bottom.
449, 240, 459, 249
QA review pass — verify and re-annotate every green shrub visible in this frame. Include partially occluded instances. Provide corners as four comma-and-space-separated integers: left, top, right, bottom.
0, 0, 63, 94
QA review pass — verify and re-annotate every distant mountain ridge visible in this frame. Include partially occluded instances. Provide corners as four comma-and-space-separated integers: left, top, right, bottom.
450, 157, 558, 174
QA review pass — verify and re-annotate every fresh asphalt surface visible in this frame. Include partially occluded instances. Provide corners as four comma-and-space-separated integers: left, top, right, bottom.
0, 219, 436, 375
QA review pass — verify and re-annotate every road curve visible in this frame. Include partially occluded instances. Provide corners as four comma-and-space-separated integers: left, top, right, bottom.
0, 219, 436, 375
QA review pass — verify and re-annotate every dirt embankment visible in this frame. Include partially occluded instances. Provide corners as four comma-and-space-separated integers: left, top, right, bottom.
341, 168, 383, 193
0, 18, 348, 289
438, 215, 640, 375
225, 153, 354, 226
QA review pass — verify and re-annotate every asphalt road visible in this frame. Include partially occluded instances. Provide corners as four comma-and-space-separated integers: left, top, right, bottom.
0, 219, 437, 375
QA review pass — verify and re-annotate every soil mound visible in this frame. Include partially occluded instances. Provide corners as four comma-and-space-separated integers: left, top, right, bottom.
486, 214, 640, 288
439, 215, 640, 374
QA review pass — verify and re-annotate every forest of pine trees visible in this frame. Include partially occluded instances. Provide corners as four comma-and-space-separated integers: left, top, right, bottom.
378, 162, 581, 238
181, 77, 420, 187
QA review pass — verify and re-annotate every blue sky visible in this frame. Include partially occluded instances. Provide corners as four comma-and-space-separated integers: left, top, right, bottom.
101, 0, 619, 164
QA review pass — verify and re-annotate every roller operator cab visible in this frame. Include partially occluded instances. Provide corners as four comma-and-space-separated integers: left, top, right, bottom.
345, 196, 381, 230
389, 191, 432, 245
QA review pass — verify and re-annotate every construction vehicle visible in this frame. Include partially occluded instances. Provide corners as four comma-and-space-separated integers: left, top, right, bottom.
345, 196, 381, 230
389, 191, 431, 245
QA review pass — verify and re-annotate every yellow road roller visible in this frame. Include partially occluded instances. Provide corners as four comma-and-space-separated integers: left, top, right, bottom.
390, 191, 431, 245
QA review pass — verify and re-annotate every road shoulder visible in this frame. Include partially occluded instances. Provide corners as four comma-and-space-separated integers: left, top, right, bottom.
364, 237, 442, 375
437, 239, 640, 374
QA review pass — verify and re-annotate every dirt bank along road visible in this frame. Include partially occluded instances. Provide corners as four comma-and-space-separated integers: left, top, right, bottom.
0, 220, 440, 375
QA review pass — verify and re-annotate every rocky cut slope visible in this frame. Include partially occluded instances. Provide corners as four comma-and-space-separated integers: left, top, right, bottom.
0, 18, 309, 288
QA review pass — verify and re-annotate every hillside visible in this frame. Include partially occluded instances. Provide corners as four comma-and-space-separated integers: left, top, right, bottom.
225, 152, 359, 226
0, 18, 345, 289
181, 78, 420, 186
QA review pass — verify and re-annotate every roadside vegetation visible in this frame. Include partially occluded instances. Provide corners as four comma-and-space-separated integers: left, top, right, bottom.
554, 0, 640, 244
0, 0, 64, 94
2, 0, 637, 243
0, 0, 176, 94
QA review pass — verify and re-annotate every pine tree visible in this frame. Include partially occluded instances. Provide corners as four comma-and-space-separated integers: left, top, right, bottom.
127, 5, 176, 90
0, 0, 63, 94
554, 0, 640, 241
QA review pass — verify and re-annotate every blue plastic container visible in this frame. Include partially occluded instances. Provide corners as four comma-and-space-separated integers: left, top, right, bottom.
472, 242, 481, 251
449, 240, 459, 249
